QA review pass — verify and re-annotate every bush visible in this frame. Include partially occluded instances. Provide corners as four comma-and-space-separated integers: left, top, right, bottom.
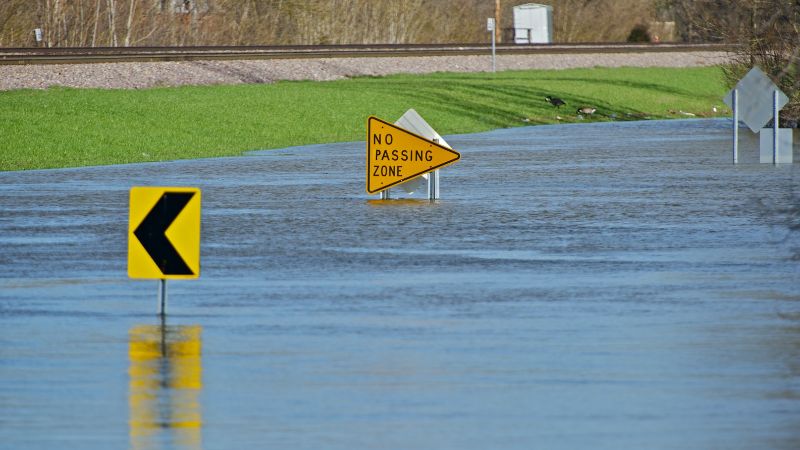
627, 24, 652, 42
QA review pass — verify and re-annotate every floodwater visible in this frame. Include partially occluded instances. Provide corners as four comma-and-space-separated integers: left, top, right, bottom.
1, 119, 799, 449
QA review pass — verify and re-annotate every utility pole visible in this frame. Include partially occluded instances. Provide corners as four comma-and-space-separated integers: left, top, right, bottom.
495, 0, 501, 44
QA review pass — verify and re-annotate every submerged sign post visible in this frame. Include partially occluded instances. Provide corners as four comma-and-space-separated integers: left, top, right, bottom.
487, 17, 496, 73
366, 116, 460, 197
128, 186, 201, 315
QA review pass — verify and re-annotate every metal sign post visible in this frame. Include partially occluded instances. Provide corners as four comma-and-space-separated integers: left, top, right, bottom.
429, 138, 440, 202
732, 89, 738, 164
428, 170, 439, 202
487, 18, 496, 73
773, 89, 779, 166
158, 279, 167, 316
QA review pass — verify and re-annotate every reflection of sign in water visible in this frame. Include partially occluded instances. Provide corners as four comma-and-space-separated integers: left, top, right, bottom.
129, 324, 202, 450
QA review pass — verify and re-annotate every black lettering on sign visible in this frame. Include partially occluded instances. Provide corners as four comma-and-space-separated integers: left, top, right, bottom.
425, 150, 433, 161
373, 165, 403, 177
373, 134, 381, 145
386, 134, 393, 145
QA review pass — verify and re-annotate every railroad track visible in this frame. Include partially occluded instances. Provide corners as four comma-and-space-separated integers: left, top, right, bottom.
0, 43, 733, 65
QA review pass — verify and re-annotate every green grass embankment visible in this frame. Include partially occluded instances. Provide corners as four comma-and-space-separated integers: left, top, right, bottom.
0, 66, 729, 171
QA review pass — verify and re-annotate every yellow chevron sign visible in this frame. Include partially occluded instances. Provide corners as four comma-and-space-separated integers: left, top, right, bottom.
128, 187, 201, 279
366, 116, 460, 194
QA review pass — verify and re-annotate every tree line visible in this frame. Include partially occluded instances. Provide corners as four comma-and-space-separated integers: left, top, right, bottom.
0, 0, 480, 47
0, 0, 673, 48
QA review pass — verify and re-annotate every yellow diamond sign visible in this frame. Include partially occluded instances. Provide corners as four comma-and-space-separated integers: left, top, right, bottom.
366, 116, 460, 194
128, 187, 201, 279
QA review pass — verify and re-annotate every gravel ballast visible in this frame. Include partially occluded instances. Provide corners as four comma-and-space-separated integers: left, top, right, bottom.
0, 51, 730, 91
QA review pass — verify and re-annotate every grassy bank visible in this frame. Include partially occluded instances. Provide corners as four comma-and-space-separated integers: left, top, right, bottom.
0, 66, 729, 171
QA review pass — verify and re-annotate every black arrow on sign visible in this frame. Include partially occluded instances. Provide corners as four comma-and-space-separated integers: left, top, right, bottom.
134, 192, 195, 276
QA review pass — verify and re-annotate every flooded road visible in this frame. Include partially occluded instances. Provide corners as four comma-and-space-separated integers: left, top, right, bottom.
1, 119, 799, 449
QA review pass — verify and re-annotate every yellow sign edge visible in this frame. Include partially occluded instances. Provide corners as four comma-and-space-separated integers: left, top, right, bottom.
366, 116, 461, 194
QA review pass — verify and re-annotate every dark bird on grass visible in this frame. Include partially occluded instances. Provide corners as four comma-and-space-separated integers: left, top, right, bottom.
576, 107, 596, 115
545, 96, 566, 108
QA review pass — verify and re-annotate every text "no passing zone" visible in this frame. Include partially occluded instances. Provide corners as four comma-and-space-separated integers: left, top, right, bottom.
372, 133, 433, 177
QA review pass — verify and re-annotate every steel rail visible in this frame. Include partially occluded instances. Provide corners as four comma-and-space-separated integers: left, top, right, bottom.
0, 43, 734, 65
